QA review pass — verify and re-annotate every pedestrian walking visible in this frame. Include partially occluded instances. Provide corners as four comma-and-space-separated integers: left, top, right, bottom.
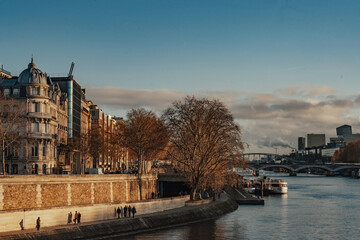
124, 205, 127, 217
77, 212, 81, 224
120, 206, 123, 218
19, 219, 24, 230
36, 217, 40, 231
132, 206, 136, 218
68, 212, 72, 224
128, 205, 131, 217
117, 207, 121, 218
74, 211, 78, 224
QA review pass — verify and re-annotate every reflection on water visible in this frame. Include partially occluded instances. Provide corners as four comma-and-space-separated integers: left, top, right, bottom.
122, 176, 360, 240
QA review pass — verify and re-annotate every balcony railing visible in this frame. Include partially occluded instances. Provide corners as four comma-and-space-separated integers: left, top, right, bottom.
27, 112, 53, 119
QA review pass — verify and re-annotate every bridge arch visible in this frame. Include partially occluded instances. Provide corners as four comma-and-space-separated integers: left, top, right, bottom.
295, 165, 334, 173
334, 166, 360, 172
258, 165, 295, 172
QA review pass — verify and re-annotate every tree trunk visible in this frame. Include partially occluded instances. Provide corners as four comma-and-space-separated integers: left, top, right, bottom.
190, 188, 196, 200
2, 139, 5, 176
138, 153, 143, 200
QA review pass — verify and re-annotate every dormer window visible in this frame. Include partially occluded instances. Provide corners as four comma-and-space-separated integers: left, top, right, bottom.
32, 87, 40, 95
13, 88, 19, 96
4, 89, 10, 96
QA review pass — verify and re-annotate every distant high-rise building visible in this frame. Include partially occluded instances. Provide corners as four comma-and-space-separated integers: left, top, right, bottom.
336, 125, 352, 137
298, 137, 305, 151
307, 134, 326, 148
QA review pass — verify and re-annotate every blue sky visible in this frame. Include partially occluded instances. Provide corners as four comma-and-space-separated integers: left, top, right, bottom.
1, 0, 360, 153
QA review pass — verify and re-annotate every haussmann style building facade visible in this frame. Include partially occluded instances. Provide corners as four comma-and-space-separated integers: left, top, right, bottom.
0, 59, 128, 175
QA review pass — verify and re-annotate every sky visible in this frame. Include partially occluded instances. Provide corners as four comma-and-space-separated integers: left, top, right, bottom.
1, 0, 360, 154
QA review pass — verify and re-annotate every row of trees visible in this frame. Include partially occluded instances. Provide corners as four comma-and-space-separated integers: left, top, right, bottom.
332, 140, 360, 163
123, 96, 246, 200
0, 94, 246, 200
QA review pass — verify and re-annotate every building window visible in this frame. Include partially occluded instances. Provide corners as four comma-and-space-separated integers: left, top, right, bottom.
43, 146, 46, 156
32, 146, 38, 157
33, 102, 40, 112
42, 164, 47, 174
41, 123, 47, 133
13, 88, 19, 96
32, 122, 39, 132
32, 87, 40, 95
42, 88, 47, 96
11, 164, 18, 174
4, 89, 10, 96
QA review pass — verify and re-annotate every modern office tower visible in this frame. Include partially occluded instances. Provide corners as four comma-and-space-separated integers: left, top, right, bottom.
307, 134, 326, 148
298, 137, 305, 151
336, 125, 352, 137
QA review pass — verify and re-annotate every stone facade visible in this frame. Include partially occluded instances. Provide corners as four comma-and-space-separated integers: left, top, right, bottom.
0, 58, 68, 175
0, 174, 156, 211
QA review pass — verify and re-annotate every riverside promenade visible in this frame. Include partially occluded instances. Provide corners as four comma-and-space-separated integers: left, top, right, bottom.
0, 194, 238, 240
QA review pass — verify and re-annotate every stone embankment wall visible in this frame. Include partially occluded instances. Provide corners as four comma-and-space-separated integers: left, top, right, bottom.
5, 196, 237, 240
0, 174, 160, 232
0, 174, 156, 211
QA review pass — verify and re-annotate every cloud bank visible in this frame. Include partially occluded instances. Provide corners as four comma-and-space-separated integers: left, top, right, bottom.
85, 85, 360, 154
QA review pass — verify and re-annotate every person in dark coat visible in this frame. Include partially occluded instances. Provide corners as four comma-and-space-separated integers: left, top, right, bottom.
36, 217, 40, 231
117, 207, 121, 218
131, 206, 136, 218
128, 205, 131, 217
74, 211, 78, 224
19, 219, 24, 230
68, 212, 72, 224
124, 205, 127, 217
77, 212, 81, 224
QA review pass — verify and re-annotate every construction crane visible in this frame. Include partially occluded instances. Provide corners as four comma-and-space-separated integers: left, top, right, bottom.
68, 62, 75, 78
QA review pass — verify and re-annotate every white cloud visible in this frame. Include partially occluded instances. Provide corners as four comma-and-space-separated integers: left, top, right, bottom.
85, 85, 360, 154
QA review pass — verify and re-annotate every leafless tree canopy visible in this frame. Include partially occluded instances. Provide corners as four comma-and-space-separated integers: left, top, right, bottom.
124, 108, 169, 174
163, 96, 245, 199
332, 140, 360, 163
0, 96, 26, 175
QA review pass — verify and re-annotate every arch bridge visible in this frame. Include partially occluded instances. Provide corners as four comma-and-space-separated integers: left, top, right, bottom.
249, 163, 360, 176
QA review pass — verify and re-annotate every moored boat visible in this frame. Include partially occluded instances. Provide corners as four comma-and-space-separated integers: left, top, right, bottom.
253, 176, 288, 195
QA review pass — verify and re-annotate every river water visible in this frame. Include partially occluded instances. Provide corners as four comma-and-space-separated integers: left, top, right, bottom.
123, 175, 360, 240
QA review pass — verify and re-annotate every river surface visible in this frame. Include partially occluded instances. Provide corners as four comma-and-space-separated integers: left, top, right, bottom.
123, 175, 360, 240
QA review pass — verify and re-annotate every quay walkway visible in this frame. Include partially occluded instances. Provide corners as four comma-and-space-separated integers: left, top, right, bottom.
0, 194, 238, 240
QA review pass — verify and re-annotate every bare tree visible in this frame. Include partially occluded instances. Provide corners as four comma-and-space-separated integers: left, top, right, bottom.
332, 140, 360, 163
0, 97, 26, 175
163, 96, 245, 200
123, 108, 169, 199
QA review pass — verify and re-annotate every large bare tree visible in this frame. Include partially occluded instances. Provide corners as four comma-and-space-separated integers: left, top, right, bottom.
0, 97, 26, 175
124, 108, 169, 199
163, 96, 245, 200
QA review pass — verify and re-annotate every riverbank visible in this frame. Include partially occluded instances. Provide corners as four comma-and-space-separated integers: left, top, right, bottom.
0, 194, 237, 239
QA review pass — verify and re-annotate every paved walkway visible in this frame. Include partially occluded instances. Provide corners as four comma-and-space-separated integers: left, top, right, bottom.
0, 195, 228, 239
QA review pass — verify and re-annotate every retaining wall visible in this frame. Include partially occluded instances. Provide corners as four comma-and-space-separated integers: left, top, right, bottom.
0, 196, 189, 233
2, 196, 237, 239
0, 174, 157, 211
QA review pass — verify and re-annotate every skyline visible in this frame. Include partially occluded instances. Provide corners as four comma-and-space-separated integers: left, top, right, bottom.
2, 0, 360, 153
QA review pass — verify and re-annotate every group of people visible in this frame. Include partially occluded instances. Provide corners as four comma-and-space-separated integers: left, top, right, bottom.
116, 205, 136, 218
67, 211, 81, 224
